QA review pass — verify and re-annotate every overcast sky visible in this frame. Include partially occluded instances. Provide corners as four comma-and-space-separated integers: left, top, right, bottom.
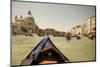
12, 1, 95, 32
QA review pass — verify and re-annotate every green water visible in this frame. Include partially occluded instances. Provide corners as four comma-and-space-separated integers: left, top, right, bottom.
12, 35, 96, 65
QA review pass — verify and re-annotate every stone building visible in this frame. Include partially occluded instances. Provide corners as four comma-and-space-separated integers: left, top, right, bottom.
90, 16, 96, 34
82, 16, 96, 35
12, 22, 21, 35
70, 16, 96, 36
12, 10, 37, 36
71, 25, 82, 36
71, 27, 77, 36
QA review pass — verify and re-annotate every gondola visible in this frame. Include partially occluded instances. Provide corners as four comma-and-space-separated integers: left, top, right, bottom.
20, 35, 70, 65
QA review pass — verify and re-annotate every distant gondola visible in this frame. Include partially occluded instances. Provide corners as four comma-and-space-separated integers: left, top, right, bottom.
76, 33, 81, 39
66, 32, 71, 40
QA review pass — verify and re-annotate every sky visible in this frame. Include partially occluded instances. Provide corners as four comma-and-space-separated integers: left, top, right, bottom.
12, 1, 96, 32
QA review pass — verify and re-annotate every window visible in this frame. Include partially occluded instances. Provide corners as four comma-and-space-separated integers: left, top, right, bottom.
28, 23, 32, 25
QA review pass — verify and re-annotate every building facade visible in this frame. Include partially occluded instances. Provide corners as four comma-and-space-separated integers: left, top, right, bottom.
70, 16, 96, 36
71, 25, 82, 36
12, 10, 37, 35
82, 16, 96, 35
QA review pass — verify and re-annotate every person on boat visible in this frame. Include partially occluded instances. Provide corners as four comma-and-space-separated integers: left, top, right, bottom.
77, 33, 81, 39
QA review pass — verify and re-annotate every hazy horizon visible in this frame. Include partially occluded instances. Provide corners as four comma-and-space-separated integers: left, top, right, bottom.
12, 1, 96, 32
